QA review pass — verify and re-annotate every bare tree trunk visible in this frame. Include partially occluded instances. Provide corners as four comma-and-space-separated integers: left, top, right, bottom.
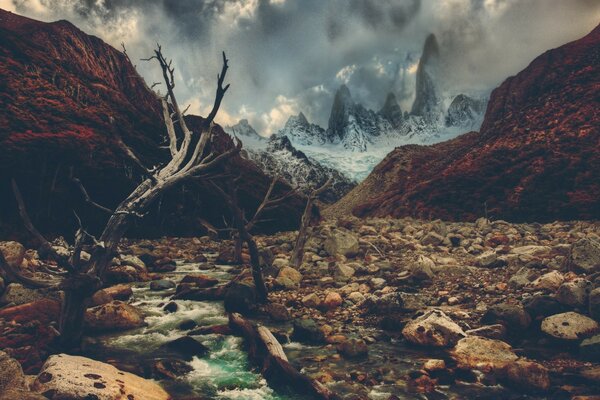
233, 234, 243, 264
244, 232, 267, 303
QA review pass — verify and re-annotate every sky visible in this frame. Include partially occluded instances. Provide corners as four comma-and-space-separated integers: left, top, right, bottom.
2, 0, 599, 135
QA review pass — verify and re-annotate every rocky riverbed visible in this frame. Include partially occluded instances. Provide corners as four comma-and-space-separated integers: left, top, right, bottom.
1, 217, 599, 399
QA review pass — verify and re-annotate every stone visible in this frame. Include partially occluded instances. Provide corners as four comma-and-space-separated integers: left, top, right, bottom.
423, 359, 446, 372
292, 318, 326, 344
0, 277, 4, 295
323, 292, 343, 310
590, 288, 600, 322
152, 359, 193, 380
266, 303, 291, 322
275, 267, 302, 289
556, 278, 592, 308
150, 279, 176, 291
347, 292, 365, 304
85, 301, 145, 332
160, 337, 209, 360
500, 360, 550, 392
410, 255, 435, 280
421, 232, 445, 246
541, 312, 598, 340
580, 334, 600, 361
31, 354, 169, 400
0, 241, 25, 268
180, 274, 219, 288
0, 298, 60, 324
569, 238, 600, 273
90, 289, 113, 306
0, 388, 47, 400
324, 229, 359, 257
523, 295, 566, 319
178, 319, 198, 330
224, 281, 256, 314
402, 309, 466, 347
362, 292, 404, 314
476, 251, 506, 268
0, 351, 27, 393
337, 338, 368, 358
103, 284, 133, 301
451, 336, 518, 371
120, 254, 147, 270
333, 264, 355, 281
163, 301, 178, 313
105, 263, 149, 284
482, 303, 531, 331
530, 271, 564, 291
0, 283, 45, 306
466, 324, 507, 340
508, 267, 535, 288
511, 245, 552, 257
302, 293, 322, 308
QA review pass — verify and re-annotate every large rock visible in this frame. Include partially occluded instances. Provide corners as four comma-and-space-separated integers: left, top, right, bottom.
523, 295, 566, 319
402, 309, 466, 347
85, 301, 145, 332
451, 336, 518, 370
275, 266, 302, 289
569, 238, 600, 273
500, 360, 550, 392
180, 274, 219, 288
580, 334, 600, 361
482, 303, 531, 331
224, 281, 256, 314
149, 279, 176, 291
324, 229, 359, 257
590, 287, 600, 322
292, 318, 326, 344
31, 354, 170, 400
541, 312, 598, 340
362, 292, 405, 314
333, 263, 355, 281
0, 351, 27, 393
0, 298, 60, 324
420, 231, 444, 246
529, 271, 564, 291
337, 338, 368, 358
0, 241, 25, 268
410, 255, 435, 280
103, 284, 133, 301
323, 292, 343, 310
0, 283, 46, 306
556, 278, 592, 308
476, 251, 506, 268
160, 336, 209, 360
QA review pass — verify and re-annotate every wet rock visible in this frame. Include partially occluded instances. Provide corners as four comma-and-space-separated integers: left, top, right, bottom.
178, 319, 198, 330
163, 301, 178, 313
421, 231, 445, 246
410, 255, 435, 280
0, 351, 27, 393
266, 303, 291, 322
302, 293, 322, 308
224, 281, 256, 314
0, 388, 46, 399
482, 303, 531, 331
333, 263, 355, 281
105, 263, 149, 284
85, 301, 145, 332
508, 267, 536, 288
292, 318, 326, 344
275, 267, 302, 289
152, 359, 193, 380
556, 278, 592, 308
423, 359, 446, 372
31, 354, 170, 400
589, 287, 600, 321
180, 274, 219, 288
103, 284, 133, 301
500, 360, 550, 392
362, 292, 404, 314
337, 338, 368, 358
540, 312, 598, 340
580, 334, 600, 361
523, 295, 566, 319
91, 289, 113, 306
402, 309, 466, 347
324, 229, 359, 257
529, 271, 564, 291
160, 337, 209, 360
150, 279, 176, 291
451, 336, 518, 370
569, 238, 600, 273
323, 292, 343, 310
0, 283, 46, 306
0, 241, 25, 268
466, 324, 507, 340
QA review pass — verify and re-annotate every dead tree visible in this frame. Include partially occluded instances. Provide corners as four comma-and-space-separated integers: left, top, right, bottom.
1, 46, 239, 348
210, 175, 297, 303
289, 178, 332, 268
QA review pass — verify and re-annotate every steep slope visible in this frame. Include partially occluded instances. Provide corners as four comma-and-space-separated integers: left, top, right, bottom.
0, 9, 305, 237
329, 24, 600, 222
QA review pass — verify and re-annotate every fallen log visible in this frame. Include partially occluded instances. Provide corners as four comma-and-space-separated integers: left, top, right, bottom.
229, 313, 340, 400
171, 284, 228, 301
188, 324, 233, 336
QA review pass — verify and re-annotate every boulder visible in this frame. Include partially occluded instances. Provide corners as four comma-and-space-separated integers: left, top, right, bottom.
420, 232, 445, 246
451, 336, 518, 370
402, 309, 466, 347
580, 334, 600, 361
224, 281, 256, 314
466, 324, 507, 340
324, 229, 359, 257
105, 264, 149, 284
589, 287, 600, 321
347, 291, 365, 304
152, 359, 193, 380
103, 284, 133, 301
292, 318, 326, 344
275, 267, 302, 289
160, 337, 209, 360
31, 354, 169, 400
180, 274, 219, 288
337, 338, 368, 358
500, 360, 550, 392
529, 271, 564, 291
0, 298, 60, 324
523, 295, 566, 319
150, 280, 176, 291
85, 301, 145, 332
556, 278, 592, 308
569, 238, 600, 273
482, 303, 531, 331
302, 293, 322, 308
91, 289, 113, 306
333, 263, 355, 281
0, 283, 46, 306
508, 267, 536, 288
0, 351, 27, 393
323, 292, 343, 310
540, 312, 598, 340
0, 241, 25, 268
476, 251, 506, 268
265, 303, 291, 322
362, 292, 404, 314
410, 255, 435, 280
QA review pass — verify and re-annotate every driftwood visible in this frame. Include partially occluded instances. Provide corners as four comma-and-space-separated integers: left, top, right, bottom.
171, 283, 228, 301
289, 178, 332, 268
228, 313, 340, 400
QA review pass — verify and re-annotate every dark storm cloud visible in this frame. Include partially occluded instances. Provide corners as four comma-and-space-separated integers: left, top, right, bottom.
4, 0, 599, 134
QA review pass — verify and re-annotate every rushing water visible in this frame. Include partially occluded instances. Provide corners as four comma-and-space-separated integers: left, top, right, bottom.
82, 258, 540, 400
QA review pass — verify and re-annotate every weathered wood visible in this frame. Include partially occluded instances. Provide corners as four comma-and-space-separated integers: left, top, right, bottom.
229, 313, 340, 400
188, 324, 232, 336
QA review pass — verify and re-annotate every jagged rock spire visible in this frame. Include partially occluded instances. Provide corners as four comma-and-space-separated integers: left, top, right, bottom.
327, 84, 354, 141
411, 33, 441, 119
379, 92, 403, 129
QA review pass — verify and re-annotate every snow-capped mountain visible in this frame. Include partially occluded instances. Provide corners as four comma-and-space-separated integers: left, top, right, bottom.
277, 112, 326, 146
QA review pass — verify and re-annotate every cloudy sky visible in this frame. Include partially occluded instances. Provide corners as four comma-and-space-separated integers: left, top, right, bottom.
2, 0, 599, 135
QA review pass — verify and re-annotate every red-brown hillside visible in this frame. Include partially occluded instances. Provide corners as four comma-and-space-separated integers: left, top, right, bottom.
0, 9, 305, 237
331, 23, 600, 222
